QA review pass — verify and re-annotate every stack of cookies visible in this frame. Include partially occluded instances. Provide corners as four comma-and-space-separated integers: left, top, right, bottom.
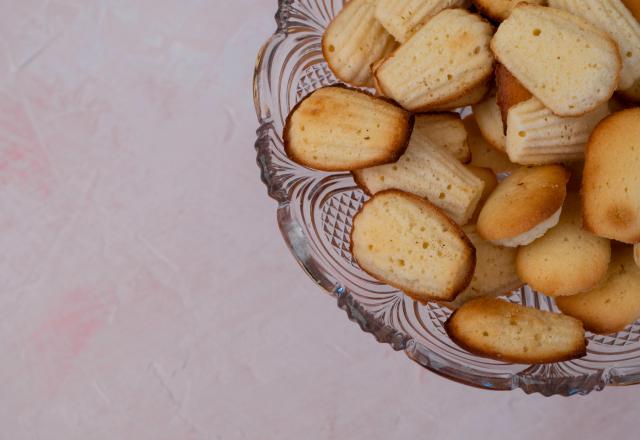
282, 0, 640, 365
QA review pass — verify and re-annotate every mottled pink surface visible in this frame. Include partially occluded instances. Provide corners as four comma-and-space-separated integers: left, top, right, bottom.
0, 1, 638, 438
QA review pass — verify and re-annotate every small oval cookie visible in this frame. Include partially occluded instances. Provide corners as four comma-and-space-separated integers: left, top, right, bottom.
582, 108, 640, 243
351, 190, 476, 302
491, 4, 621, 117
374, 9, 494, 112
556, 245, 640, 334
477, 165, 570, 247
284, 86, 414, 171
516, 194, 611, 297
445, 298, 587, 363
549, 0, 640, 91
322, 0, 397, 87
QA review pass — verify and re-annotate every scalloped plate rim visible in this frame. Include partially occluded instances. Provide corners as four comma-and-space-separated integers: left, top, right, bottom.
252, 0, 640, 396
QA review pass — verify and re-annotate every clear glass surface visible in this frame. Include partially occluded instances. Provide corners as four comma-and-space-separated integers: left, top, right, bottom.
252, 0, 640, 396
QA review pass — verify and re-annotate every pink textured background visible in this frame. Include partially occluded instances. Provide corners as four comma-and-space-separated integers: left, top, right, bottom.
1, 1, 638, 438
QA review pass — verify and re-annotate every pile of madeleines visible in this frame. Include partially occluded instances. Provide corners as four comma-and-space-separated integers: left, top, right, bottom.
282, 0, 640, 364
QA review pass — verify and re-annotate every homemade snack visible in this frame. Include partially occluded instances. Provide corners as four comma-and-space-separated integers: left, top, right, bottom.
467, 165, 498, 222
472, 89, 507, 151
375, 0, 468, 43
284, 86, 413, 171
506, 98, 610, 164
477, 165, 570, 247
441, 225, 522, 309
491, 4, 621, 116
582, 108, 640, 243
374, 9, 494, 111
465, 115, 520, 174
322, 0, 397, 87
635, 243, 640, 267
556, 245, 640, 334
412, 113, 470, 162
495, 63, 532, 128
549, 0, 640, 92
445, 298, 587, 363
472, 0, 546, 22
351, 190, 476, 301
516, 194, 611, 297
353, 132, 484, 225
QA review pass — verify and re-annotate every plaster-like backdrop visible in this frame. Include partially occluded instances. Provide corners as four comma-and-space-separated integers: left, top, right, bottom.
0, 1, 637, 439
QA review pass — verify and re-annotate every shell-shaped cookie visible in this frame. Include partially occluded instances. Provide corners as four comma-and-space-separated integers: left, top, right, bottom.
516, 194, 611, 297
477, 165, 570, 247
557, 245, 640, 334
284, 86, 414, 171
549, 0, 640, 91
446, 298, 586, 363
353, 133, 485, 225
374, 9, 494, 112
491, 4, 621, 116
351, 190, 476, 301
323, 0, 397, 87
582, 108, 640, 243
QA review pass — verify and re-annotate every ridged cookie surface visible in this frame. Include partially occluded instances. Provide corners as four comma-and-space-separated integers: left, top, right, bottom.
375, 0, 468, 43
323, 0, 397, 87
353, 132, 484, 225
446, 298, 587, 363
491, 4, 621, 116
549, 0, 640, 91
413, 113, 470, 162
582, 108, 640, 243
284, 86, 413, 171
506, 98, 610, 165
556, 245, 640, 334
516, 194, 611, 297
477, 165, 570, 246
351, 190, 476, 301
374, 9, 494, 112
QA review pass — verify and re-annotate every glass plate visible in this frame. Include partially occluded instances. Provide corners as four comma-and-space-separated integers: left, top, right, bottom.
252, 0, 640, 396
